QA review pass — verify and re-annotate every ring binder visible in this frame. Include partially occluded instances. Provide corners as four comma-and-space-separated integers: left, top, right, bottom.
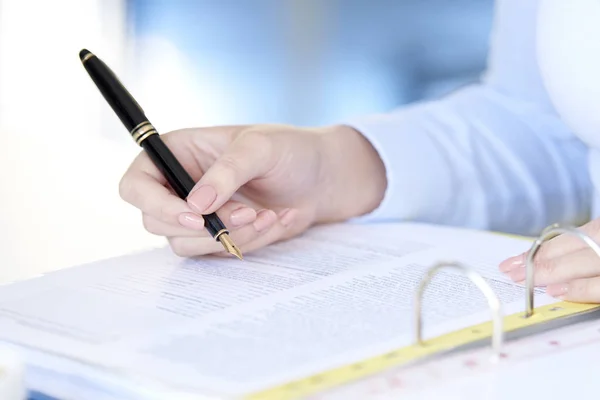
247, 224, 600, 400
524, 223, 600, 317
413, 261, 504, 360
249, 256, 530, 400
243, 223, 600, 400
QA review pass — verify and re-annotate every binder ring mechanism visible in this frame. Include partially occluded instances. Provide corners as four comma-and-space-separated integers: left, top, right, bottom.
525, 223, 600, 317
413, 261, 504, 361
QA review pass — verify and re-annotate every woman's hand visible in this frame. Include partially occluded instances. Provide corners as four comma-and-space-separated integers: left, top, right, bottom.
118, 123, 386, 257
499, 219, 600, 303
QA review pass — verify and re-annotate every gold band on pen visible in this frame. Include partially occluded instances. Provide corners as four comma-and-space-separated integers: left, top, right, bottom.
215, 228, 229, 239
135, 130, 157, 145
130, 121, 158, 145
81, 53, 94, 63
130, 121, 150, 134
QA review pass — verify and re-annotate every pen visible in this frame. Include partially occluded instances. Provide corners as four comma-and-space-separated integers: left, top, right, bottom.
79, 49, 243, 260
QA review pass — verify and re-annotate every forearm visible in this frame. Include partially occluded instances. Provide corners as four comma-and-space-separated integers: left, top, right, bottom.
339, 84, 592, 235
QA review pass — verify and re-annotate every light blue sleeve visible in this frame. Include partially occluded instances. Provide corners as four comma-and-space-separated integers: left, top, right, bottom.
344, 0, 592, 236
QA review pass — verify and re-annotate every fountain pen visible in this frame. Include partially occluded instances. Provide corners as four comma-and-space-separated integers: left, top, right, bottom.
79, 49, 242, 260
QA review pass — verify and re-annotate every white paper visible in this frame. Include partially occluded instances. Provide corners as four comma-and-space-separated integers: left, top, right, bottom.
0, 222, 560, 398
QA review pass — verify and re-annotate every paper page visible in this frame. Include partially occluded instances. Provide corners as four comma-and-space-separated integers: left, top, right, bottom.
0, 222, 559, 397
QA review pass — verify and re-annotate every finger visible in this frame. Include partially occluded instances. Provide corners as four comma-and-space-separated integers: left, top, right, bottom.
168, 236, 221, 257
120, 159, 196, 225
167, 209, 276, 257
168, 225, 260, 257
210, 200, 258, 231
499, 219, 600, 273
168, 208, 301, 258
236, 208, 303, 254
186, 130, 277, 215
547, 276, 600, 303
537, 220, 600, 259
506, 247, 600, 286
252, 209, 278, 233
143, 213, 205, 237
143, 198, 256, 238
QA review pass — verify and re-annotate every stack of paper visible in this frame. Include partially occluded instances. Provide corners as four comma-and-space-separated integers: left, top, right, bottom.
0, 222, 559, 399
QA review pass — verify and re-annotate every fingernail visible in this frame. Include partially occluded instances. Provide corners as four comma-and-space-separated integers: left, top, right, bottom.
547, 284, 568, 298
230, 207, 256, 226
499, 254, 525, 272
279, 208, 297, 227
253, 209, 276, 232
508, 268, 526, 282
178, 213, 204, 230
188, 185, 216, 213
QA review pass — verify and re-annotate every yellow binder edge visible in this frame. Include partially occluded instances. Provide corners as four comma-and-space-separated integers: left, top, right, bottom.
245, 301, 600, 400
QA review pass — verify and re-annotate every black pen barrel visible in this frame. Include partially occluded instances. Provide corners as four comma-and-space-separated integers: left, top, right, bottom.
80, 50, 146, 132
141, 135, 195, 198
79, 49, 234, 253
142, 135, 225, 237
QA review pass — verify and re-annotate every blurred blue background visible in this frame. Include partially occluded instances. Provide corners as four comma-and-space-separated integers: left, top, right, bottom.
0, 0, 498, 284
125, 0, 494, 128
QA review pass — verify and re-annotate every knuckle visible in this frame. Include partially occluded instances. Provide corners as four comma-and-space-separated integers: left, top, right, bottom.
162, 129, 185, 143
218, 155, 241, 171
571, 280, 590, 299
243, 129, 273, 153
217, 156, 243, 181
142, 215, 160, 235
172, 247, 187, 257
533, 257, 555, 276
168, 238, 190, 257
243, 128, 269, 142
118, 174, 134, 202
534, 244, 549, 259
119, 154, 146, 204
168, 237, 207, 257
157, 203, 172, 223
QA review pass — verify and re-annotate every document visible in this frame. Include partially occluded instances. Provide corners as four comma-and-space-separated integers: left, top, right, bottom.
0, 222, 560, 398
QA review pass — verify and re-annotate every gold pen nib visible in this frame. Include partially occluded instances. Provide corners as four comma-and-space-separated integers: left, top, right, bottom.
218, 233, 243, 260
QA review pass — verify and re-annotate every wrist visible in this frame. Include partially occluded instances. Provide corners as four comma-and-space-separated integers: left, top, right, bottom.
315, 124, 387, 224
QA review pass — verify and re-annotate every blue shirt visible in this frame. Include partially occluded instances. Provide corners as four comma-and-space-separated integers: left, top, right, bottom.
346, 0, 595, 236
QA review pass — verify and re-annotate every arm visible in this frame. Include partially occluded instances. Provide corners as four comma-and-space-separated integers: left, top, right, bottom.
339, 0, 592, 236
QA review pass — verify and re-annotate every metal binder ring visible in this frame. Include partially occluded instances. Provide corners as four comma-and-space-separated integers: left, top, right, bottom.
414, 261, 504, 359
525, 223, 600, 317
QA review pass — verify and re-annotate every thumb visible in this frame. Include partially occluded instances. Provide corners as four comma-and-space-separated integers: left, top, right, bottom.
186, 131, 274, 214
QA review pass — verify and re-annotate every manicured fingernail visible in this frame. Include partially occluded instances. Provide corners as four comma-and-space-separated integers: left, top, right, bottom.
279, 208, 297, 227
499, 254, 525, 272
230, 207, 256, 226
253, 209, 276, 232
188, 185, 216, 213
178, 213, 204, 230
547, 284, 568, 298
508, 268, 526, 282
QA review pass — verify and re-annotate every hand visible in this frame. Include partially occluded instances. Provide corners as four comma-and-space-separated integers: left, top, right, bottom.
118, 124, 386, 257
499, 219, 600, 303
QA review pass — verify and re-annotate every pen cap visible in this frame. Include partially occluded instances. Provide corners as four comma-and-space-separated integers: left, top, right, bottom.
79, 49, 146, 132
